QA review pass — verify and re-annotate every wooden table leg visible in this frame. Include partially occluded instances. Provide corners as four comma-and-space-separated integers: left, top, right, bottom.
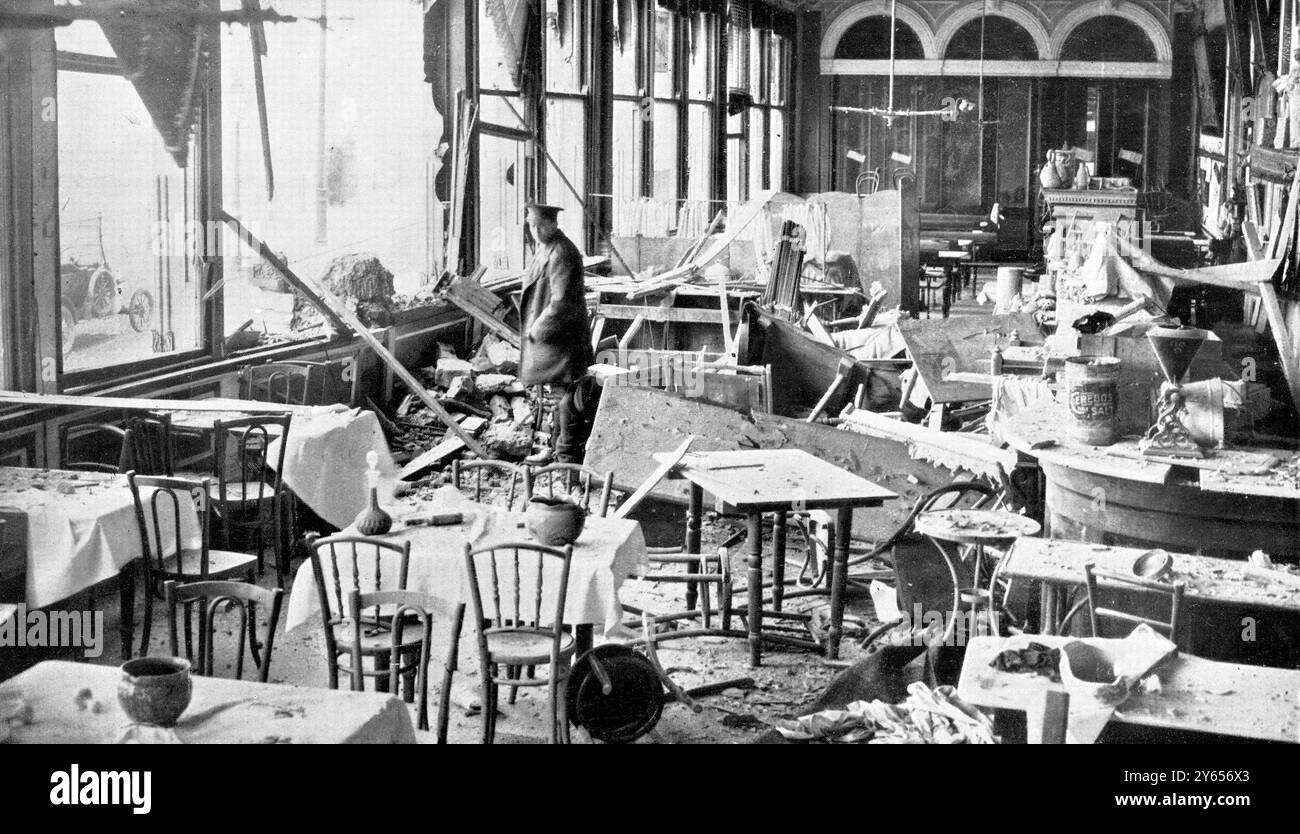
772, 511, 787, 612
746, 511, 764, 667
827, 506, 852, 659
685, 483, 703, 613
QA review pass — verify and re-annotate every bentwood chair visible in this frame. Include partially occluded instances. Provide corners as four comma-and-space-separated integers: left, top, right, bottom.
127, 472, 260, 658
62, 422, 130, 473
451, 458, 525, 509
524, 463, 614, 517
307, 533, 423, 699
125, 413, 176, 476
211, 415, 291, 586
1083, 562, 1185, 646
347, 588, 465, 738
239, 361, 330, 406
462, 541, 575, 744
164, 579, 283, 682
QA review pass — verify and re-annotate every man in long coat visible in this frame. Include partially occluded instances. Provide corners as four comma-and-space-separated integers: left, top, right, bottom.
519, 203, 595, 464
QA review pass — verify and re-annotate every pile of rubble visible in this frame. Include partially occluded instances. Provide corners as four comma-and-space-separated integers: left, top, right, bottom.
391, 333, 540, 463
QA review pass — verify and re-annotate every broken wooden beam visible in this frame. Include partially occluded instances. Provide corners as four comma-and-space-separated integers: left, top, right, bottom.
0, 391, 311, 415
232, 225, 489, 458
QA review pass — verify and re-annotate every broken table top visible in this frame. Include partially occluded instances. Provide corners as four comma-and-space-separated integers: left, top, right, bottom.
1001, 538, 1300, 614
654, 448, 897, 512
959, 634, 1300, 744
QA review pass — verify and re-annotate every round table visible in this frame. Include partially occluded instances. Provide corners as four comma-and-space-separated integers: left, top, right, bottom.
913, 509, 1042, 636
1001, 404, 1300, 560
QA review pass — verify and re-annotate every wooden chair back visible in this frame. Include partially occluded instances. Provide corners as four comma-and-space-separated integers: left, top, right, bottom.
240, 361, 329, 406
451, 458, 524, 509
347, 588, 437, 730
127, 471, 213, 578
463, 541, 572, 647
1083, 562, 1185, 645
63, 422, 129, 472
211, 414, 291, 524
525, 463, 614, 517
307, 533, 412, 685
165, 579, 283, 682
126, 413, 175, 476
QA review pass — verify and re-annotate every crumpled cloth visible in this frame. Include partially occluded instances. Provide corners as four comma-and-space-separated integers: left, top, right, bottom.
774, 682, 995, 744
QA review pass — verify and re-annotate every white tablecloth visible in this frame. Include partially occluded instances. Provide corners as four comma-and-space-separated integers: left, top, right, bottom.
286, 487, 648, 637
0, 468, 201, 607
0, 661, 416, 744
267, 406, 398, 529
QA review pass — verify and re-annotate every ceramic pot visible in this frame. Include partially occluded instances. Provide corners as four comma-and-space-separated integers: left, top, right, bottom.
118, 657, 192, 727
526, 495, 586, 546
354, 486, 392, 536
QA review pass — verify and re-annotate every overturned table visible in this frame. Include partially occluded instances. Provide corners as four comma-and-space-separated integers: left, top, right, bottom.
656, 449, 896, 665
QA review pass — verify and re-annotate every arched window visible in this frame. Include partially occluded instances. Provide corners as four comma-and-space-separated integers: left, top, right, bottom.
834, 15, 925, 60
944, 16, 1039, 61
1060, 15, 1157, 62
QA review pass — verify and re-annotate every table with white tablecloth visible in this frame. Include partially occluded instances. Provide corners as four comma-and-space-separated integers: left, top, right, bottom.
169, 404, 397, 530
286, 486, 647, 638
0, 468, 201, 607
0, 661, 416, 744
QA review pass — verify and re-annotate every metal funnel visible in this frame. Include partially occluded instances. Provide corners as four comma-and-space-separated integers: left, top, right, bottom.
1146, 325, 1208, 384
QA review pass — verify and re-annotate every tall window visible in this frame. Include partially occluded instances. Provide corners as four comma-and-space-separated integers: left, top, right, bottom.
478, 0, 530, 272
221, 0, 438, 336
611, 1, 648, 234
726, 19, 790, 204
542, 0, 590, 229
55, 22, 203, 374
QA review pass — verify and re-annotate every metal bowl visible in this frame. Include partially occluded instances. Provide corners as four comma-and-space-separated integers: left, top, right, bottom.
1132, 549, 1174, 582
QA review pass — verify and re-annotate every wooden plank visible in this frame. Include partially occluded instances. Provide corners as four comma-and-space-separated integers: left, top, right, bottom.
597, 304, 741, 325
217, 212, 348, 334
613, 436, 694, 519
839, 406, 1018, 482
397, 416, 487, 480
0, 391, 312, 415
444, 274, 520, 348
627, 192, 776, 299
228, 223, 488, 458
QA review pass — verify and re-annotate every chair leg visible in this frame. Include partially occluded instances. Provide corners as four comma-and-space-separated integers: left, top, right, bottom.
138, 568, 154, 657
182, 601, 194, 661
119, 562, 136, 661
557, 676, 572, 744
479, 671, 494, 744
507, 665, 520, 705
548, 675, 560, 744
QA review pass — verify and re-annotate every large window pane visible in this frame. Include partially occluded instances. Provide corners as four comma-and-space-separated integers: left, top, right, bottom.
478, 95, 528, 272
727, 110, 747, 205
479, 0, 524, 92
613, 1, 641, 96
688, 14, 715, 100
686, 103, 714, 202
544, 97, 587, 247
545, 0, 586, 94
769, 109, 786, 192
220, 0, 438, 339
653, 9, 677, 98
652, 102, 680, 204
57, 71, 201, 372
612, 100, 646, 233
748, 109, 766, 195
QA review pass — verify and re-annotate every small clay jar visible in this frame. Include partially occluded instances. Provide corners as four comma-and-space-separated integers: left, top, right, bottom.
525, 495, 585, 546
